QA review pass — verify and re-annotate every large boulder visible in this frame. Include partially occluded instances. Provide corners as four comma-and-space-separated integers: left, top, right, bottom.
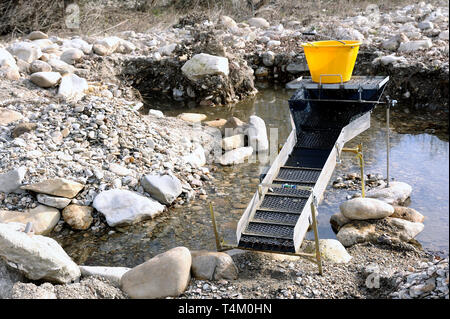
247, 115, 269, 152
92, 189, 165, 227
329, 211, 351, 231
385, 217, 424, 242
219, 146, 253, 165
21, 178, 84, 198
0, 205, 60, 235
60, 48, 84, 65
7, 42, 42, 63
140, 174, 182, 205
181, 53, 229, 81
1, 258, 25, 299
0, 167, 27, 194
191, 250, 238, 280
0, 48, 16, 68
0, 223, 80, 283
365, 181, 412, 205
301, 239, 352, 263
391, 206, 425, 223
336, 221, 376, 247
93, 37, 121, 56
57, 73, 88, 102
340, 197, 394, 220
121, 247, 191, 299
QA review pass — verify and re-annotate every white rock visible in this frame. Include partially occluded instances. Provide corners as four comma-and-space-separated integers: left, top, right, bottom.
121, 246, 191, 299
219, 146, 253, 165
178, 112, 206, 123
247, 115, 269, 152
0, 223, 80, 283
0, 48, 16, 68
183, 145, 206, 167
267, 40, 281, 47
0, 205, 60, 235
79, 266, 131, 285
0, 167, 27, 194
398, 39, 433, 52
336, 27, 365, 41
248, 17, 270, 29
191, 250, 238, 280
148, 109, 164, 118
92, 189, 165, 226
386, 217, 425, 241
302, 239, 352, 263
93, 37, 121, 56
57, 73, 88, 101
418, 21, 434, 30
30, 71, 61, 88
62, 38, 92, 54
365, 181, 412, 205
7, 42, 42, 63
60, 48, 84, 65
340, 197, 394, 220
220, 16, 238, 30
140, 174, 182, 205
48, 58, 75, 75
222, 134, 244, 151
116, 39, 136, 54
181, 53, 229, 81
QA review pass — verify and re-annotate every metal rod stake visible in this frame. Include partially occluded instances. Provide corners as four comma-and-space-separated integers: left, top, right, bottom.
386, 103, 390, 187
310, 199, 323, 275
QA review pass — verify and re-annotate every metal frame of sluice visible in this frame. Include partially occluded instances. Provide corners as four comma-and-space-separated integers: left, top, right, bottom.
209, 76, 390, 276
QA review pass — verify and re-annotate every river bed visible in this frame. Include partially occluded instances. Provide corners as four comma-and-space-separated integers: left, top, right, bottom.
56, 85, 449, 267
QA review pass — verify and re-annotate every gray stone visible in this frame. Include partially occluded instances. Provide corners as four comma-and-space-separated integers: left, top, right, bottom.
218, 146, 253, 166
92, 189, 165, 226
7, 42, 42, 63
191, 250, 238, 280
247, 115, 268, 152
21, 178, 84, 198
0, 223, 80, 283
29, 60, 52, 73
62, 204, 93, 230
48, 58, 75, 75
57, 73, 88, 102
1, 258, 25, 299
181, 53, 229, 81
301, 239, 352, 263
37, 194, 71, 209
385, 217, 425, 242
30, 71, 61, 88
0, 205, 60, 235
262, 51, 275, 66
336, 221, 376, 247
340, 197, 394, 220
0, 167, 27, 194
60, 48, 84, 65
121, 247, 191, 299
141, 173, 182, 205
366, 181, 412, 205
248, 17, 270, 29
329, 211, 351, 231
79, 266, 131, 285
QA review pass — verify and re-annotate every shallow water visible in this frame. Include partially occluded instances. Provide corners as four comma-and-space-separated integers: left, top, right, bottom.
57, 85, 449, 267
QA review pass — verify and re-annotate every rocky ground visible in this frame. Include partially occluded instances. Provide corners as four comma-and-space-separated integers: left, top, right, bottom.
0, 0, 448, 299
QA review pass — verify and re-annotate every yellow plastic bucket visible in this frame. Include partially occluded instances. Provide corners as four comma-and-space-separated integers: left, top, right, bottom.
301, 40, 361, 83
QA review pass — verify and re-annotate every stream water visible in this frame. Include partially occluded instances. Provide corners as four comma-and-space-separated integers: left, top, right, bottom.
56, 85, 449, 267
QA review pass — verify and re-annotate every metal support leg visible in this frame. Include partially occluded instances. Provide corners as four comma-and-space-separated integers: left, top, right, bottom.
209, 203, 222, 251
386, 103, 390, 188
310, 200, 323, 275
342, 143, 366, 197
